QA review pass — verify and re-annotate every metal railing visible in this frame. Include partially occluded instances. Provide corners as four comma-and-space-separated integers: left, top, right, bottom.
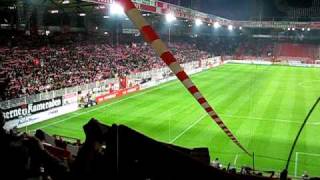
0, 58, 217, 109
0, 78, 117, 109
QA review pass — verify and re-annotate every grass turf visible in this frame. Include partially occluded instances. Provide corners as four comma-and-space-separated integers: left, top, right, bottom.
23, 63, 320, 177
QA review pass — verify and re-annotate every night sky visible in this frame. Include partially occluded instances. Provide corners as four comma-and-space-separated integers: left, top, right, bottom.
163, 0, 287, 20
201, 0, 285, 20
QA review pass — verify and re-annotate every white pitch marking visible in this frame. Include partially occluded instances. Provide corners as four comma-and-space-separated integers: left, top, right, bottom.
170, 114, 207, 143
32, 71, 206, 131
32, 81, 176, 131
220, 114, 320, 125
233, 154, 239, 166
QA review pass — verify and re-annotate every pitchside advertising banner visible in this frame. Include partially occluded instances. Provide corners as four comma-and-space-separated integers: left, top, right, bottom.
2, 96, 79, 130
96, 85, 140, 104
3, 97, 63, 121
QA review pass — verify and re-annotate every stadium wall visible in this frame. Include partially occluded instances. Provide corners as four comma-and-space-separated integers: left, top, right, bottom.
224, 58, 320, 68
4, 101, 78, 130
1, 57, 221, 130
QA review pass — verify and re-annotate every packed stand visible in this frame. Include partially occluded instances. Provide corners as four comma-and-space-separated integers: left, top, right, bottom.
0, 41, 210, 100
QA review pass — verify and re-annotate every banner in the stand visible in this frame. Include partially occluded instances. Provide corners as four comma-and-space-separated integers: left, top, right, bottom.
2, 96, 63, 122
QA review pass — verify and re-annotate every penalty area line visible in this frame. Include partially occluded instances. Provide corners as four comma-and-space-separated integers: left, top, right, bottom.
220, 114, 320, 125
170, 114, 207, 144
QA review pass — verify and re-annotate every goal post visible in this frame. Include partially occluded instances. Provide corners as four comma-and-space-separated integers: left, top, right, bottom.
295, 152, 320, 177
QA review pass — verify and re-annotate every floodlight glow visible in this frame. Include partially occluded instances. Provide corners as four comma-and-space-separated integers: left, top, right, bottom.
292, 27, 295, 31
307, 28, 311, 31
302, 28, 305, 31
62, 0, 70, 4
239, 26, 242, 30
165, 13, 176, 23
103, 15, 110, 19
50, 10, 59, 14
79, 13, 86, 17
228, 25, 233, 31
110, 2, 124, 15
195, 19, 203, 26
288, 27, 291, 31
213, 22, 221, 28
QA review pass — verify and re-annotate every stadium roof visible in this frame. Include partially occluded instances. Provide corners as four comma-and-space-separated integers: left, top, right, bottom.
1, 0, 320, 30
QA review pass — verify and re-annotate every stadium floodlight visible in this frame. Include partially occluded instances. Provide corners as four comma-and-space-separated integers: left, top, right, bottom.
79, 13, 86, 17
165, 13, 176, 44
110, 2, 124, 16
213, 22, 221, 29
302, 28, 305, 31
228, 25, 233, 31
195, 18, 203, 26
49, 10, 59, 14
239, 26, 242, 30
307, 28, 311, 31
288, 27, 291, 31
165, 13, 176, 23
62, 0, 70, 4
292, 27, 295, 31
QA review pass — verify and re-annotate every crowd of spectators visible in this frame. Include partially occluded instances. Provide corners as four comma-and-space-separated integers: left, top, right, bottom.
1, 33, 316, 101
0, 39, 210, 100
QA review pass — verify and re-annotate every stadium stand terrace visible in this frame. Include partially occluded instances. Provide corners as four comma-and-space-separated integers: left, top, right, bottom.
1, 0, 320, 179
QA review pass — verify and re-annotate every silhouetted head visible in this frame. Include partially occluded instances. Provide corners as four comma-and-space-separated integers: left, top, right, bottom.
35, 129, 45, 141
0, 109, 5, 128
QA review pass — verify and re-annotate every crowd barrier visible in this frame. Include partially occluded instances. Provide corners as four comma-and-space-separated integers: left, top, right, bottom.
1, 57, 221, 130
3, 56, 318, 130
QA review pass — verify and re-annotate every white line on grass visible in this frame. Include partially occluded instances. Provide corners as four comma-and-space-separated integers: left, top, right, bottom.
233, 154, 239, 166
32, 71, 207, 131
169, 114, 207, 143
294, 151, 320, 177
33, 81, 176, 131
220, 114, 320, 125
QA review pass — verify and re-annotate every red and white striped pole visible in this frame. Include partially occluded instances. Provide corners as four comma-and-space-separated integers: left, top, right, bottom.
117, 0, 251, 156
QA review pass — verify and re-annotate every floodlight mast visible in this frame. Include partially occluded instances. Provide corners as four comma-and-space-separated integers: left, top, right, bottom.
165, 13, 176, 44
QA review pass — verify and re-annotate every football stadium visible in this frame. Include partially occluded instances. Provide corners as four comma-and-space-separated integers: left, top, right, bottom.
0, 0, 320, 179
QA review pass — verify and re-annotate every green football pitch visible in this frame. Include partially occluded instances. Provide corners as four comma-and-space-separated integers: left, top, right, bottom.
23, 63, 320, 177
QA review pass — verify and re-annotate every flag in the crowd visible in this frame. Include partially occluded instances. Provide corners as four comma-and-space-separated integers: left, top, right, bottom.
33, 58, 40, 66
